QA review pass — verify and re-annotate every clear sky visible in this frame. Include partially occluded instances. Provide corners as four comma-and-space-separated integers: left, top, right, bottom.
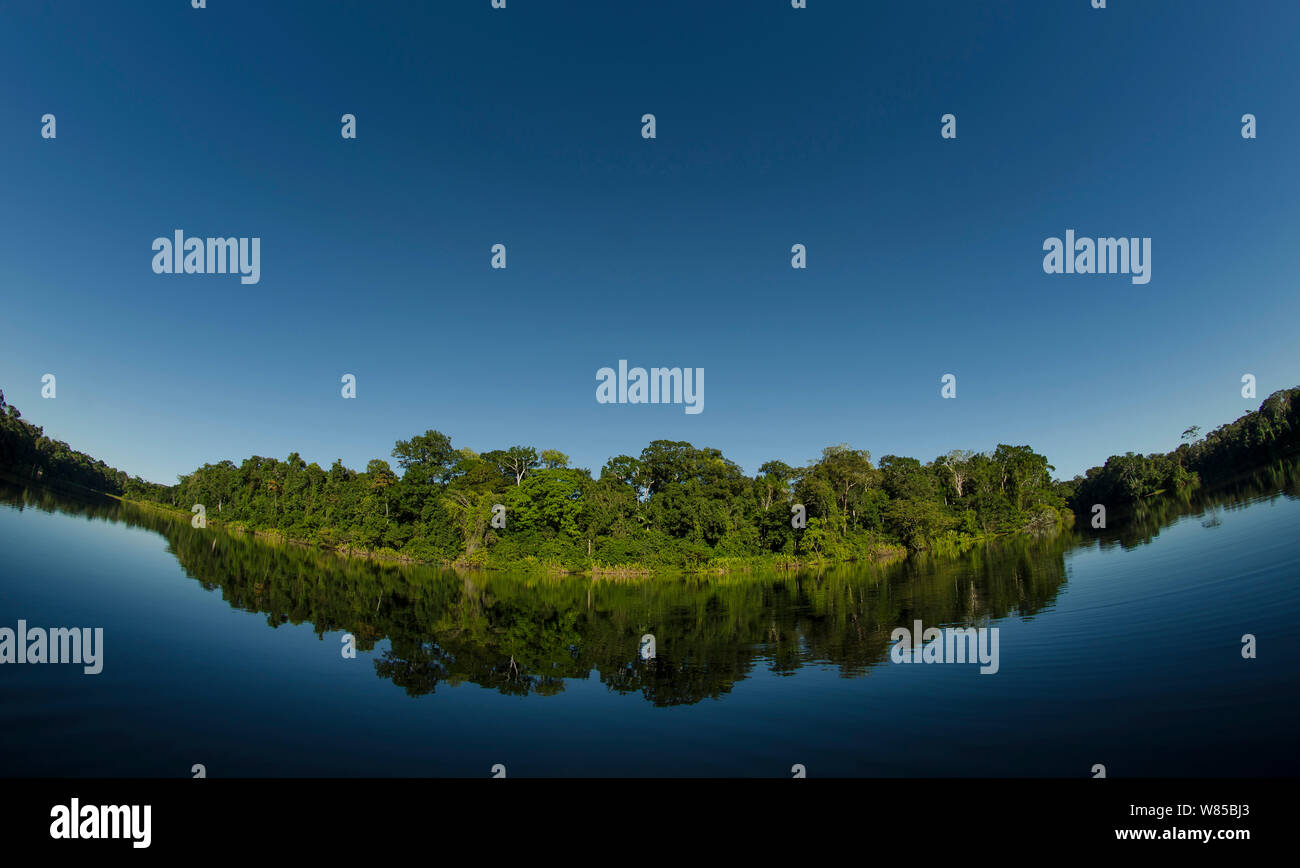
2, 0, 1297, 486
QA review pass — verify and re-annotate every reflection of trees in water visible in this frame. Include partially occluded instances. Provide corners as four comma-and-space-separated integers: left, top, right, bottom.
5, 461, 1293, 706
0, 474, 121, 519
1084, 457, 1300, 551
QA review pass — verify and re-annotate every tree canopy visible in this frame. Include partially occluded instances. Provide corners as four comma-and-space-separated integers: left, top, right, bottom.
4, 385, 1297, 573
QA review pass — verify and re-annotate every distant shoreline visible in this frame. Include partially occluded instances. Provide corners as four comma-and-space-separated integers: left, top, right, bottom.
3, 386, 1296, 577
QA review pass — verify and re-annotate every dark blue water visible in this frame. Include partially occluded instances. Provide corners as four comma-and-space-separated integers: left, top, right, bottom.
1, 466, 1297, 777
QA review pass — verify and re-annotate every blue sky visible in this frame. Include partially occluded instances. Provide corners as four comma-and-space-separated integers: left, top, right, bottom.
2, 0, 1297, 485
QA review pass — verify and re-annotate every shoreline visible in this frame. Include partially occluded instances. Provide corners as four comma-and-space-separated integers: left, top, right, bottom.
118, 496, 1043, 578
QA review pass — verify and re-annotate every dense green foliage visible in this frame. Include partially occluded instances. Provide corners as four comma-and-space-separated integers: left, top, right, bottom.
141, 437, 1071, 570
5, 384, 1296, 573
1066, 387, 1300, 512
0, 389, 138, 494
0, 386, 1070, 571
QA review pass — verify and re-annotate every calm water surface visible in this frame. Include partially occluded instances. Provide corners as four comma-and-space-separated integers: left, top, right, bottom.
1, 462, 1297, 777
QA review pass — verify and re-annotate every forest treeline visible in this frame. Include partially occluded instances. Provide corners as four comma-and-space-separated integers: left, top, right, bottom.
0, 477, 1073, 703
1063, 387, 1300, 510
1, 386, 1297, 572
0, 390, 133, 494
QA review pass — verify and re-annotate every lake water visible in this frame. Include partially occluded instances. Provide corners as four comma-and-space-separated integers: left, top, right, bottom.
1, 462, 1297, 777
